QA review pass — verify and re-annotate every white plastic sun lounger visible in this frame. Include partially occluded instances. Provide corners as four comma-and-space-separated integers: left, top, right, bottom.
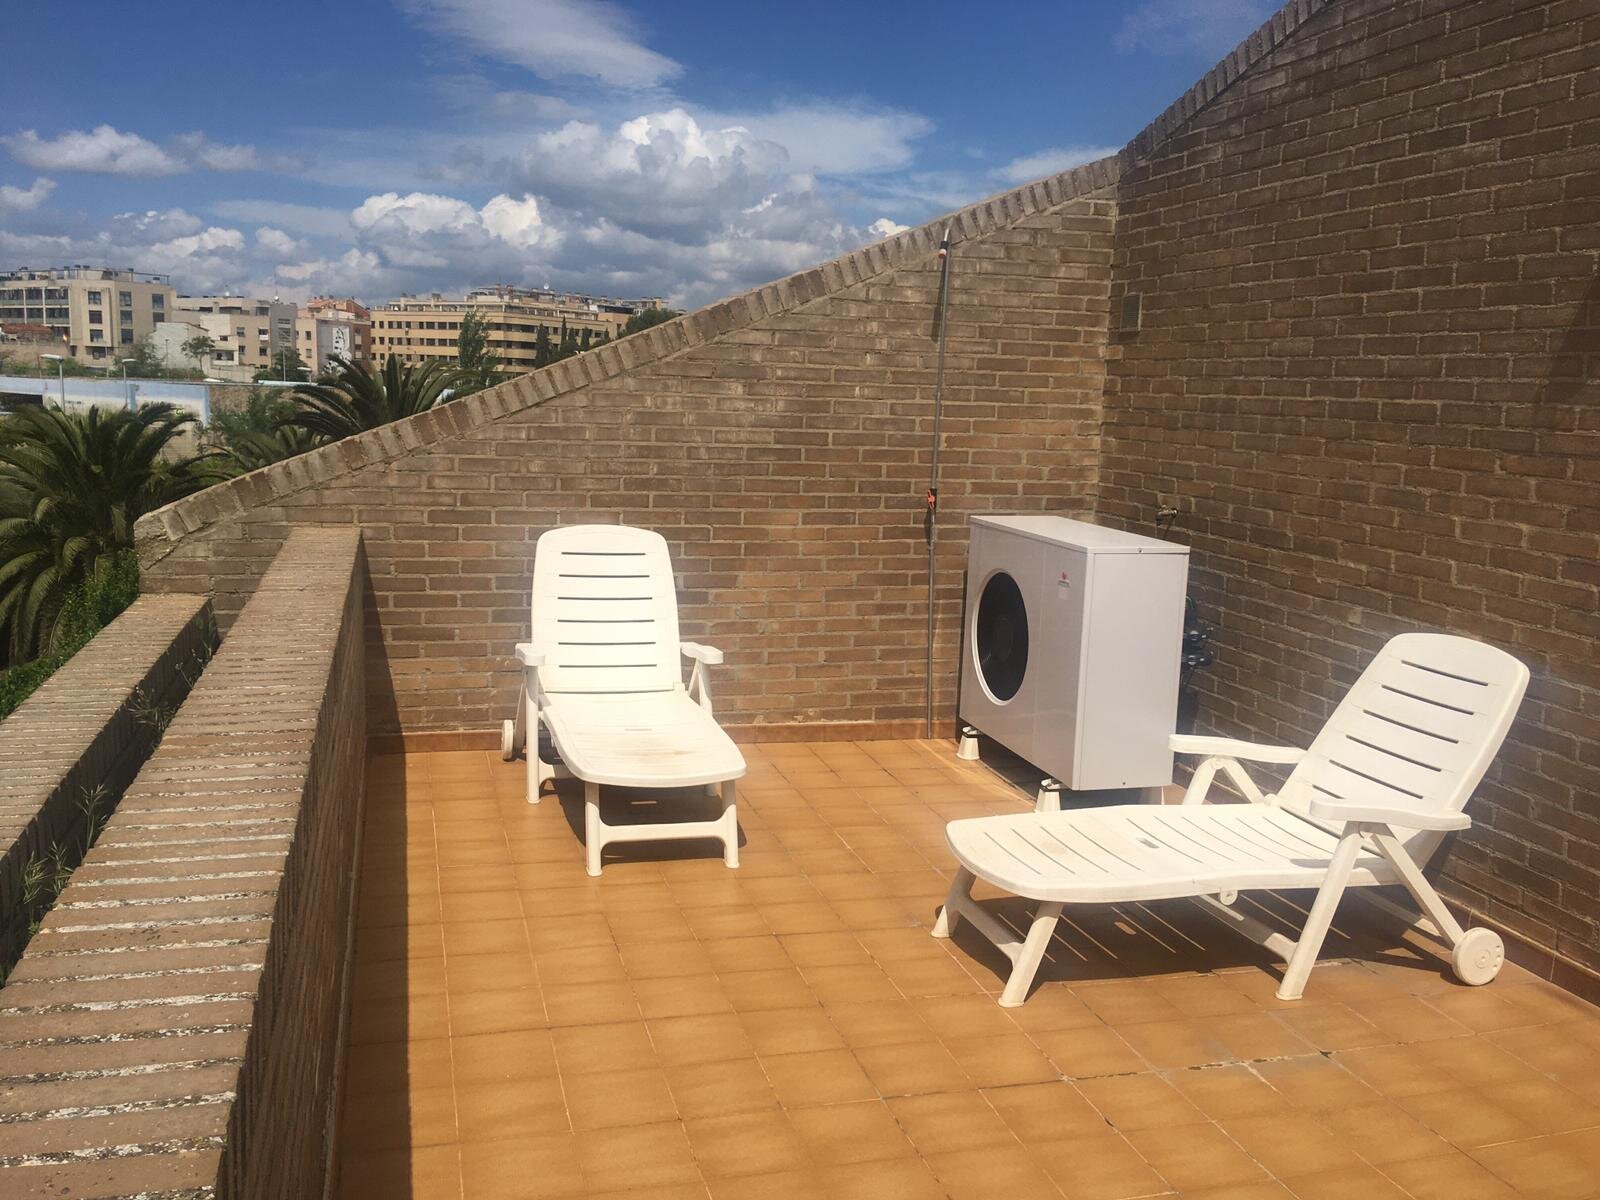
934, 633, 1528, 1006
500, 525, 745, 876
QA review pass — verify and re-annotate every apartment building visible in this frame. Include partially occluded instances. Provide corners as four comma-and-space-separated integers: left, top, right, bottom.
295, 297, 372, 374
169, 295, 297, 380
0, 266, 176, 363
371, 286, 663, 375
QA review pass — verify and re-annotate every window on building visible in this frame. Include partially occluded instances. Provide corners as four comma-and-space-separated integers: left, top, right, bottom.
87, 291, 102, 305
119, 291, 132, 306
152, 294, 165, 309
120, 310, 133, 326
120, 329, 134, 345
90, 330, 104, 343
236, 327, 246, 339
88, 310, 103, 324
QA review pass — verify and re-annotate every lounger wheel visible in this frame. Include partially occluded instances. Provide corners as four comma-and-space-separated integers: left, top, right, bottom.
501, 718, 519, 762
1451, 927, 1504, 986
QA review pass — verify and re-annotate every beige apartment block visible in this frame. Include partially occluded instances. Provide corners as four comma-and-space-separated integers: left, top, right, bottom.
171, 294, 297, 380
371, 285, 663, 375
295, 297, 372, 374
0, 266, 176, 364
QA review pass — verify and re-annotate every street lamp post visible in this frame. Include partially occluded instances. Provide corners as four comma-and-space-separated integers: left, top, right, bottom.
119, 357, 137, 412
39, 353, 65, 410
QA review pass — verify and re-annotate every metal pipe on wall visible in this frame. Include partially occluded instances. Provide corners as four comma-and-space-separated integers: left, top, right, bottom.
925, 225, 954, 739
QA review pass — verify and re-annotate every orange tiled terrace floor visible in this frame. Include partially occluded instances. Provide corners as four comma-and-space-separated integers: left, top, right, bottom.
338, 741, 1600, 1200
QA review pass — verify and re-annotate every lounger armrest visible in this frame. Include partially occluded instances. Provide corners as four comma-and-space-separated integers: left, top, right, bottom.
1169, 734, 1305, 765
514, 643, 545, 669
681, 642, 724, 665
1307, 798, 1470, 832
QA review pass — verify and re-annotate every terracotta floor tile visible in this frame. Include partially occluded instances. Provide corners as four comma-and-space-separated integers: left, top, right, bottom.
1252, 1056, 1379, 1112
1224, 1113, 1353, 1179
339, 1144, 461, 1200
541, 980, 641, 1027
780, 931, 873, 968
1379, 1151, 1521, 1200
1076, 1073, 1206, 1133
823, 999, 930, 1047
1282, 1164, 1412, 1200
1273, 1002, 1388, 1052
706, 1168, 824, 1200
537, 943, 630, 984
563, 1065, 679, 1130
458, 1132, 586, 1199
666, 1056, 779, 1119
1168, 1064, 1284, 1119
761, 1048, 876, 1107
1074, 980, 1186, 1026
1206, 1011, 1317, 1061
648, 1013, 754, 1067
1115, 1017, 1236, 1070
454, 1076, 567, 1142
550, 1019, 656, 1075
1033, 1131, 1171, 1200
738, 1006, 842, 1057
576, 1121, 701, 1193
815, 1157, 951, 1200
1398, 1087, 1539, 1148
803, 963, 902, 1005
450, 1029, 557, 1087
447, 986, 546, 1037
719, 966, 817, 1012
886, 1091, 1017, 1153
702, 935, 791, 974
941, 1031, 1059, 1087
345, 1037, 453, 1096
1470, 1133, 1599, 1200
445, 951, 537, 995
1033, 1024, 1148, 1079
855, 1038, 972, 1098
926, 1147, 1064, 1200
1333, 1042, 1459, 1099
787, 1099, 918, 1164
633, 973, 733, 1020
1126, 1120, 1270, 1191
982, 1080, 1107, 1143
342, 1083, 457, 1152
685, 1108, 811, 1178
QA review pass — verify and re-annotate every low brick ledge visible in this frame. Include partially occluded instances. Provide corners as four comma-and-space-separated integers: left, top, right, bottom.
0, 528, 368, 1199
0, 594, 214, 972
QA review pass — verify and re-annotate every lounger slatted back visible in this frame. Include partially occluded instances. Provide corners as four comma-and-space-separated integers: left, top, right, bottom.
530, 525, 681, 695
934, 632, 1528, 1006
1275, 633, 1526, 865
501, 525, 746, 875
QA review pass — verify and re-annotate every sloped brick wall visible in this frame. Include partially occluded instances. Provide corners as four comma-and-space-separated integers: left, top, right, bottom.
0, 528, 367, 1198
1097, 0, 1600, 977
138, 172, 1118, 737
0, 594, 212, 971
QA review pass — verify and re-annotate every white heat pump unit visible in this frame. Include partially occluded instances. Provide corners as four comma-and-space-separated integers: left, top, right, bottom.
959, 515, 1190, 792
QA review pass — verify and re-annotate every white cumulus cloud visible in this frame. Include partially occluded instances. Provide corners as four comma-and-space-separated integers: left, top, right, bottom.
2, 125, 295, 177
0, 177, 55, 213
867, 218, 910, 239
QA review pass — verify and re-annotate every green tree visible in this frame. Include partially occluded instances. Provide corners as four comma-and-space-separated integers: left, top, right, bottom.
0, 404, 220, 661
181, 333, 215, 374
621, 307, 680, 337
279, 353, 462, 443
121, 335, 166, 379
558, 318, 576, 358
254, 345, 308, 383
455, 312, 500, 395
205, 388, 322, 475
533, 324, 555, 368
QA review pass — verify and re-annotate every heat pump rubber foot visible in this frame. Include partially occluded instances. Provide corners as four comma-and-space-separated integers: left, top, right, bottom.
956, 726, 981, 761
1035, 779, 1063, 813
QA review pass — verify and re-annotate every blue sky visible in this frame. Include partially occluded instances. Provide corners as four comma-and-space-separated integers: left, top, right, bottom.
0, 1, 1274, 308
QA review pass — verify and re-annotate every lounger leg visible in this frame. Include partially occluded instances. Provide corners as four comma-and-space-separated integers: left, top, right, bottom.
720, 779, 739, 869
584, 780, 604, 877
525, 693, 546, 804
1000, 901, 1062, 1008
932, 867, 974, 939
1278, 826, 1362, 1001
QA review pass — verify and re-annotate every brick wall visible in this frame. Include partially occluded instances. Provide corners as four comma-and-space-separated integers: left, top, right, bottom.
1097, 0, 1600, 975
0, 594, 213, 973
0, 528, 367, 1198
136, 165, 1119, 738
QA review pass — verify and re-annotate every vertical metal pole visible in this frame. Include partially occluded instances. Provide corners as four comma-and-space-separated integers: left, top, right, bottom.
925, 226, 954, 739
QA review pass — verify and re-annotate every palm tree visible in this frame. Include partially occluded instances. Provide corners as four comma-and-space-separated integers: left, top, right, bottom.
279, 354, 462, 442
0, 403, 220, 661
205, 387, 324, 475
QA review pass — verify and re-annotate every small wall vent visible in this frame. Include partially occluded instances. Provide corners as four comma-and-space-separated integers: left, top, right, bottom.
1120, 293, 1142, 334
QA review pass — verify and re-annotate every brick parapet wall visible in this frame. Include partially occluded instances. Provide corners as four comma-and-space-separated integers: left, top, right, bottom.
138, 181, 1121, 736
0, 594, 213, 971
0, 528, 368, 1199
1096, 0, 1600, 973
